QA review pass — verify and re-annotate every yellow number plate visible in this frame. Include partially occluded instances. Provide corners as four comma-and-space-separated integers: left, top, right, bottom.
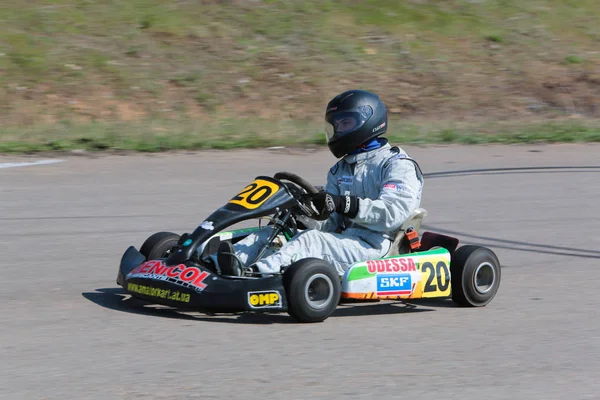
417, 258, 451, 298
229, 179, 279, 209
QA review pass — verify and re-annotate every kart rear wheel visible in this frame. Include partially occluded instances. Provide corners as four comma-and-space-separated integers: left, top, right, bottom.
140, 232, 180, 261
283, 258, 341, 323
451, 245, 501, 307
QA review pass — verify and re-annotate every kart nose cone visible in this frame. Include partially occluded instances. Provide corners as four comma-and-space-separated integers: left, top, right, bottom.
117, 246, 147, 286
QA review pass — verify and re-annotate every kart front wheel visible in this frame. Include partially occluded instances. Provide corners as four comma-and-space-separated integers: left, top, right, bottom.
283, 258, 341, 323
139, 232, 180, 261
451, 245, 501, 307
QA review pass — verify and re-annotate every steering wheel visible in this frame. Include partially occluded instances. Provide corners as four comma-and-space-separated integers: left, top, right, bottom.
274, 171, 329, 221
274, 172, 320, 195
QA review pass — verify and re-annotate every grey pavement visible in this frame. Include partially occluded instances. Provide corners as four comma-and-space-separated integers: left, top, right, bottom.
1, 144, 599, 399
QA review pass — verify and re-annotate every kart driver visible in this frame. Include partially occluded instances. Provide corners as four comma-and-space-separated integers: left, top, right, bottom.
217, 89, 424, 277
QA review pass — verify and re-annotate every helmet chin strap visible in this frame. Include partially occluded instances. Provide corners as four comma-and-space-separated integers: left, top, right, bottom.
348, 137, 386, 155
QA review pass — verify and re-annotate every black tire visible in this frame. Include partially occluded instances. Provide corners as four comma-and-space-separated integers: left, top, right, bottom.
451, 245, 501, 307
139, 232, 181, 261
283, 258, 341, 323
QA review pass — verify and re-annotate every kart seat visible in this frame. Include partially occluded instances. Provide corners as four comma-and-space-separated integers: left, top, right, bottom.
385, 208, 428, 257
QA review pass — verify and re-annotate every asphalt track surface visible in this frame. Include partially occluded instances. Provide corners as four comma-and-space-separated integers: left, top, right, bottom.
1, 144, 599, 400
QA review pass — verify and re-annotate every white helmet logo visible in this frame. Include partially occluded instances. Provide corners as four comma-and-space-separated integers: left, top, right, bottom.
373, 122, 386, 133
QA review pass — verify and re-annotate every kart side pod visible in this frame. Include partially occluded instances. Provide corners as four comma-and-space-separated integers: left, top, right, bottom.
342, 245, 501, 307
341, 247, 452, 301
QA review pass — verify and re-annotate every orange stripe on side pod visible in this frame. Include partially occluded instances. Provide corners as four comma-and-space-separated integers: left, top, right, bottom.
341, 292, 378, 299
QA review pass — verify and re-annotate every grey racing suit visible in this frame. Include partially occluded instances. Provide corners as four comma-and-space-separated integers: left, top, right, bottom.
230, 141, 424, 276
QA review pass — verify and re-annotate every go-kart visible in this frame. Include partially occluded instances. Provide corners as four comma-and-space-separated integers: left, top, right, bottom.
116, 172, 501, 323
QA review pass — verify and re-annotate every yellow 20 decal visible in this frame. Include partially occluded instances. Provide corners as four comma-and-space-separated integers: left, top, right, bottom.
229, 179, 280, 209
421, 260, 451, 298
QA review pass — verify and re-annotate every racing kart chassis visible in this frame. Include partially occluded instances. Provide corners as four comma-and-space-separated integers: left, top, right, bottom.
116, 172, 501, 323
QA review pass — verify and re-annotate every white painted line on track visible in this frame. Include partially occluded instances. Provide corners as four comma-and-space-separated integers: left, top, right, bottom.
0, 159, 66, 169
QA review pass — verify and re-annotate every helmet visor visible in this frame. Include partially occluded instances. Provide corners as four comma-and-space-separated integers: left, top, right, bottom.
325, 105, 373, 141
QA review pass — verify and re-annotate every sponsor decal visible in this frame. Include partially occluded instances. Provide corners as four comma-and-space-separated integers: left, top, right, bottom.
127, 283, 191, 303
383, 153, 411, 168
366, 258, 417, 273
327, 106, 338, 112
200, 220, 214, 231
324, 194, 336, 213
248, 290, 282, 308
128, 260, 210, 292
382, 182, 416, 196
376, 274, 412, 295
372, 121, 386, 133
337, 176, 353, 186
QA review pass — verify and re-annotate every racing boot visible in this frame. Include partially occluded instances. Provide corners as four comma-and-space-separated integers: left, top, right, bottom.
217, 241, 243, 276
217, 241, 262, 277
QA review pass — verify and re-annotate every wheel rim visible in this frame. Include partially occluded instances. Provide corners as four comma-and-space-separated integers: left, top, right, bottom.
304, 273, 334, 310
161, 249, 172, 258
160, 243, 177, 258
473, 261, 496, 294
157, 239, 181, 258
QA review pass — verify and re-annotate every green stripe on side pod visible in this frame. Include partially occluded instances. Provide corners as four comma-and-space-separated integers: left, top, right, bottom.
348, 265, 374, 282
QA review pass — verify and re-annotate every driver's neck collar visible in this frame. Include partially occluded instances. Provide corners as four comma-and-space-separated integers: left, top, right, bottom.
343, 139, 389, 164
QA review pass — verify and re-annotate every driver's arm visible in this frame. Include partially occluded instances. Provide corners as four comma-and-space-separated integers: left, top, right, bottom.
316, 169, 344, 232
295, 171, 343, 232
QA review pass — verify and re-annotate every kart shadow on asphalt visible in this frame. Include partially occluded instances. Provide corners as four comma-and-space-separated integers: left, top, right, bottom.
82, 288, 451, 325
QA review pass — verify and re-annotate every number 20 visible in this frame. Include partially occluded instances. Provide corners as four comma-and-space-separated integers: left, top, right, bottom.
232, 183, 272, 204
229, 179, 278, 209
422, 261, 450, 293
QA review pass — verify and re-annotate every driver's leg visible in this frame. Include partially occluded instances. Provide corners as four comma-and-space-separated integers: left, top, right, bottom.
214, 226, 278, 275
254, 229, 391, 275
231, 226, 277, 266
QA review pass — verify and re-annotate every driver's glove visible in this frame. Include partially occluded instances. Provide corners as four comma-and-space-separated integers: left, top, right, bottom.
310, 191, 359, 219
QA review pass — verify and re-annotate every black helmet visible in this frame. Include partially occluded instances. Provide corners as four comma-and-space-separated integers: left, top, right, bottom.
324, 89, 388, 158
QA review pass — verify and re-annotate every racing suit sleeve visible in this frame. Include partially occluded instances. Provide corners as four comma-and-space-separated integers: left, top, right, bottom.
350, 158, 423, 234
